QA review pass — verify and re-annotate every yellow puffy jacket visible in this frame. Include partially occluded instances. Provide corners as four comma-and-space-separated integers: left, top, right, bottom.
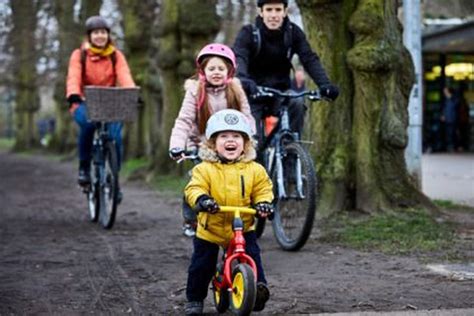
184, 142, 273, 247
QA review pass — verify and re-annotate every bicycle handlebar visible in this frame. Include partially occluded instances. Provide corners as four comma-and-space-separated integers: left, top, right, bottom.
219, 206, 257, 215
176, 149, 199, 164
251, 86, 321, 101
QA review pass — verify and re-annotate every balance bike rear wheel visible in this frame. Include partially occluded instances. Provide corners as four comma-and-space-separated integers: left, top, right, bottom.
230, 263, 256, 316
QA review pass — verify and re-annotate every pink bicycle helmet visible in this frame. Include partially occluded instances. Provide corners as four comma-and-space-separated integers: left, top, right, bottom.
196, 43, 237, 72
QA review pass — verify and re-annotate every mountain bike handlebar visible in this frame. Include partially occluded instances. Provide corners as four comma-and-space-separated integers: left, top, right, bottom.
251, 86, 322, 101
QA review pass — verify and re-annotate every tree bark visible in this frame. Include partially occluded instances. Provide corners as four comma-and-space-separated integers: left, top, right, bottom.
10, 0, 40, 151
49, 0, 85, 153
297, 0, 433, 216
118, 0, 160, 160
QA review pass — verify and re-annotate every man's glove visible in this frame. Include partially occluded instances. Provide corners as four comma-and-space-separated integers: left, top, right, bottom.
255, 202, 274, 219
241, 78, 259, 96
169, 147, 184, 160
319, 84, 339, 101
67, 94, 82, 108
196, 195, 219, 214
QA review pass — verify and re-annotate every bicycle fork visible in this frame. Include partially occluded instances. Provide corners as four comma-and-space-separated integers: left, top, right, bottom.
272, 142, 305, 200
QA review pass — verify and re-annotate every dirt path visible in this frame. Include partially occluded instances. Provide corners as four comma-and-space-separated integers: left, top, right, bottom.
0, 151, 472, 315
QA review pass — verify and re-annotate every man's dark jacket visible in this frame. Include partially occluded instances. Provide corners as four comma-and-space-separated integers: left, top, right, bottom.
233, 16, 331, 94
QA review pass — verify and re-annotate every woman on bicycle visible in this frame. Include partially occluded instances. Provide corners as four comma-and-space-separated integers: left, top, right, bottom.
66, 16, 136, 196
169, 43, 255, 237
183, 109, 273, 315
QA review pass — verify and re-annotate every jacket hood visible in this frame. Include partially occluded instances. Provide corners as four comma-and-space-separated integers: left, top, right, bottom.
198, 138, 257, 163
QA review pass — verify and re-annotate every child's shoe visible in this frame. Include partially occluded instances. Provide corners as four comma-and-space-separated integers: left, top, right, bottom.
253, 282, 270, 311
185, 301, 203, 315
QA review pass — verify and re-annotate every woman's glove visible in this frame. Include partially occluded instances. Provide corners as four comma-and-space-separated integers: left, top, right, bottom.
196, 195, 220, 214
67, 94, 82, 108
255, 202, 274, 219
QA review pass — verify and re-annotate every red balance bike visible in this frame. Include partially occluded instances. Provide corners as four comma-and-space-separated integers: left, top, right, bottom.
212, 206, 258, 316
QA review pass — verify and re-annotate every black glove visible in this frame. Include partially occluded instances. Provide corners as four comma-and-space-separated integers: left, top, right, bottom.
255, 202, 274, 219
67, 94, 82, 108
196, 195, 219, 214
319, 84, 339, 101
137, 96, 144, 106
169, 147, 184, 160
241, 78, 259, 96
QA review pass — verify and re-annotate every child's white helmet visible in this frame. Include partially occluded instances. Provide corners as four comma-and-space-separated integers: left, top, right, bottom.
205, 109, 253, 140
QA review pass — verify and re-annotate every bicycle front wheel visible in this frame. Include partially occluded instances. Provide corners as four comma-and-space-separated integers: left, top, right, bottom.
99, 141, 119, 229
272, 142, 317, 251
87, 162, 99, 222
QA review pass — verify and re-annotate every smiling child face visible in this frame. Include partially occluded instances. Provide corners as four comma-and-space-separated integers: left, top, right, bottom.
215, 131, 245, 161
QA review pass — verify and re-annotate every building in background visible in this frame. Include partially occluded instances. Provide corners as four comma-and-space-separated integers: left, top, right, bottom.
422, 19, 474, 152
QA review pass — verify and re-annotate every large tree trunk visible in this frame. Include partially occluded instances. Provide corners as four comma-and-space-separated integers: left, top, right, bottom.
118, 0, 160, 160
49, 0, 84, 153
153, 0, 220, 174
10, 0, 39, 151
297, 0, 432, 216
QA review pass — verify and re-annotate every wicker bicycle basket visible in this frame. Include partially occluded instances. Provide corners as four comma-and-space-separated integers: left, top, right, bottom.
84, 86, 140, 122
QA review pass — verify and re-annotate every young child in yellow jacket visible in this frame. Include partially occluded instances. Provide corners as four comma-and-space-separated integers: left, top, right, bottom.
184, 109, 273, 315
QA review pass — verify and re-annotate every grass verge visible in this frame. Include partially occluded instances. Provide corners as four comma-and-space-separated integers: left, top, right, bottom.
0, 138, 14, 151
321, 209, 454, 255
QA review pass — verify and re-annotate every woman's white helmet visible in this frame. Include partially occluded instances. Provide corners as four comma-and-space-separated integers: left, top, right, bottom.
205, 109, 253, 140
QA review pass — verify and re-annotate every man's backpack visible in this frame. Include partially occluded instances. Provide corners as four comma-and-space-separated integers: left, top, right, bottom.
250, 23, 293, 60
80, 49, 117, 81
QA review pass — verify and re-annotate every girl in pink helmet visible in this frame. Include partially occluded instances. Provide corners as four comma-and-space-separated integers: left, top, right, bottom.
169, 43, 256, 237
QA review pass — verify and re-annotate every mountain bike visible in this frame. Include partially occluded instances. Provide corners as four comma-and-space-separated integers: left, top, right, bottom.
251, 86, 322, 251
211, 206, 258, 316
82, 86, 140, 229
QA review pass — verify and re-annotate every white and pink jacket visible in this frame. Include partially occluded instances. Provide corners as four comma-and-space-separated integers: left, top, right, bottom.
169, 78, 256, 150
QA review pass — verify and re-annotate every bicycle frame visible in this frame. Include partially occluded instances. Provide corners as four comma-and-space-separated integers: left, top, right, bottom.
92, 123, 112, 189
256, 88, 320, 200
212, 206, 258, 291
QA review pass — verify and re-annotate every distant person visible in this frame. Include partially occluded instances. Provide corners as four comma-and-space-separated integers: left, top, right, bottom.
291, 67, 306, 92
457, 90, 470, 152
441, 87, 458, 152
66, 16, 136, 201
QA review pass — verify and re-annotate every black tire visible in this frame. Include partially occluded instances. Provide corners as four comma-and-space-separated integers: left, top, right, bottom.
87, 162, 99, 222
271, 142, 317, 251
99, 141, 119, 229
212, 280, 229, 313
230, 263, 256, 316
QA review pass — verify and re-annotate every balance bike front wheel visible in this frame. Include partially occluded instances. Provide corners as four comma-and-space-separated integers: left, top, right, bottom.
231, 263, 256, 316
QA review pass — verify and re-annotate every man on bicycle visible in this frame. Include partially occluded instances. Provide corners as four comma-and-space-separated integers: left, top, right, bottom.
233, 0, 339, 153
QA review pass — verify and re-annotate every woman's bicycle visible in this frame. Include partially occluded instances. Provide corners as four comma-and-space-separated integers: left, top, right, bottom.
211, 206, 258, 316
251, 86, 322, 251
82, 86, 139, 229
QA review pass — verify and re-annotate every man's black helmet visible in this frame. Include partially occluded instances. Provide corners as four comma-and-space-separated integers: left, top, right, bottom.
85, 16, 110, 33
257, 0, 288, 7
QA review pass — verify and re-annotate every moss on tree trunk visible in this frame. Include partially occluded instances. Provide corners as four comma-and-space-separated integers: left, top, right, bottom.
11, 0, 40, 151
297, 0, 433, 216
